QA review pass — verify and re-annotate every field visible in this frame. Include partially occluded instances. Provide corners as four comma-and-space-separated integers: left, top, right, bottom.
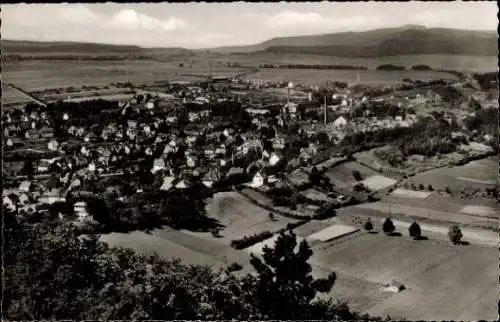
348, 201, 499, 228
325, 161, 379, 189
202, 191, 298, 244
240, 68, 458, 86
405, 157, 498, 193
391, 188, 432, 199
223, 52, 498, 73
306, 231, 497, 320
2, 85, 33, 106
2, 60, 245, 91
362, 175, 397, 191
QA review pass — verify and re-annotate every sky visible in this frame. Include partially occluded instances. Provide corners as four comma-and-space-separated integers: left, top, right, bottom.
2, 2, 498, 49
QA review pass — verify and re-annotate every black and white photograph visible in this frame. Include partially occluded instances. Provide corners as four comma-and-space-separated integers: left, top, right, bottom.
2, 1, 499, 320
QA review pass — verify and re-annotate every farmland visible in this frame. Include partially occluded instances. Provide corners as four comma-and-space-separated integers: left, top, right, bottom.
2, 60, 245, 91
405, 156, 498, 193
219, 52, 498, 73
240, 68, 458, 86
306, 231, 497, 320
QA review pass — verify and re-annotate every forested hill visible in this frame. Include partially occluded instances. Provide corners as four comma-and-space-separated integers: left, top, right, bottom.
207, 26, 497, 57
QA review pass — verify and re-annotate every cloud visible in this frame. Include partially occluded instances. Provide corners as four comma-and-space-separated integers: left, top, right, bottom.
264, 11, 382, 35
105, 9, 188, 32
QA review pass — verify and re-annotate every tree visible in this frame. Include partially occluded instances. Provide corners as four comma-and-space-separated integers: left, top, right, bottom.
408, 221, 422, 240
418, 184, 425, 190
21, 159, 35, 177
445, 186, 452, 194
249, 230, 337, 319
382, 218, 395, 235
448, 225, 463, 245
427, 184, 434, 191
352, 170, 363, 181
268, 212, 275, 221
364, 220, 373, 232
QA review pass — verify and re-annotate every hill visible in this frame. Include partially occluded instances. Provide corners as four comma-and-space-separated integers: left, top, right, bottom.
2, 40, 143, 54
207, 26, 497, 57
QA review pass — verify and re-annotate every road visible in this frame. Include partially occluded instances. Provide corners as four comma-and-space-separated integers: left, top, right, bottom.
6, 83, 48, 107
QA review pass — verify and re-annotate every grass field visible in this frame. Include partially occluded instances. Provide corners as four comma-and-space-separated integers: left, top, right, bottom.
203, 191, 298, 244
406, 157, 498, 193
325, 161, 379, 189
3, 60, 245, 91
240, 68, 458, 86
307, 231, 497, 320
2, 85, 33, 106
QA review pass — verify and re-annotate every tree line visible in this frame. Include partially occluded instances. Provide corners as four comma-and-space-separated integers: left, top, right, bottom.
259, 63, 368, 70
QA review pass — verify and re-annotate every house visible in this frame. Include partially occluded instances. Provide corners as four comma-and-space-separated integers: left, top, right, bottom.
3, 195, 16, 211
269, 153, 281, 167
74, 201, 90, 222
151, 158, 166, 174
160, 176, 176, 191
186, 155, 196, 168
88, 162, 96, 172
166, 116, 178, 124
48, 139, 59, 151
175, 179, 190, 189
19, 180, 32, 193
333, 116, 348, 128
40, 126, 54, 138
127, 120, 138, 129
37, 159, 51, 173
202, 169, 220, 188
249, 171, 264, 188
227, 167, 244, 178
25, 129, 40, 140
6, 138, 13, 147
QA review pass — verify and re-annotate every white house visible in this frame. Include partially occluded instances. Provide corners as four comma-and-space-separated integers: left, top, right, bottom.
249, 172, 264, 188
269, 153, 281, 167
151, 158, 166, 174
186, 155, 196, 168
175, 179, 189, 189
202, 169, 220, 188
160, 176, 176, 191
48, 139, 59, 151
333, 116, 348, 128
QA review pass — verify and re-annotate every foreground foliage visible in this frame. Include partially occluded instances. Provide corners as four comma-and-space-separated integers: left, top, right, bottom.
3, 208, 389, 320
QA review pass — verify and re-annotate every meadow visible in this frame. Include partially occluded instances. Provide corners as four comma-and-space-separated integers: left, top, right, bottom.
325, 161, 379, 189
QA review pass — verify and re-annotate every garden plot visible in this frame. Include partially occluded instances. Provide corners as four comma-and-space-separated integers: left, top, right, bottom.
307, 224, 359, 242
362, 175, 397, 191
460, 205, 498, 217
391, 188, 432, 199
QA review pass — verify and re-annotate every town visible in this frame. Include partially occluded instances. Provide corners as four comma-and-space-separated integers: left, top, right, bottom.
3, 3, 499, 321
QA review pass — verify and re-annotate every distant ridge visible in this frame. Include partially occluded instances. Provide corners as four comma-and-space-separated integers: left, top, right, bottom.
205, 26, 497, 57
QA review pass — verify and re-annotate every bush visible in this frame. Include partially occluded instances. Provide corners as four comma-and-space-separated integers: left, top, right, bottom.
314, 203, 336, 220
448, 225, 463, 245
382, 218, 395, 234
445, 186, 452, 194
268, 212, 275, 221
353, 183, 366, 192
408, 221, 422, 239
352, 170, 363, 181
231, 231, 273, 249
418, 183, 425, 190
427, 184, 434, 191
364, 220, 373, 232
227, 262, 243, 272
